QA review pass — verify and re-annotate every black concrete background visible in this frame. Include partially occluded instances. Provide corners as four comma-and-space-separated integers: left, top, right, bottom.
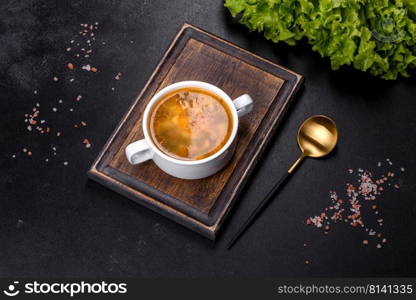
0, 0, 415, 277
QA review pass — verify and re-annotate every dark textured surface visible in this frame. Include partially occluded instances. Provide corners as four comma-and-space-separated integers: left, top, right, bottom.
0, 0, 415, 277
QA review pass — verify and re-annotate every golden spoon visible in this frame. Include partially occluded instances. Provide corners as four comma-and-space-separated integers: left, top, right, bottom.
227, 115, 338, 249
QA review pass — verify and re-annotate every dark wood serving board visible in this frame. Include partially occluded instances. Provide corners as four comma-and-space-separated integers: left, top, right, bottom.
88, 24, 303, 239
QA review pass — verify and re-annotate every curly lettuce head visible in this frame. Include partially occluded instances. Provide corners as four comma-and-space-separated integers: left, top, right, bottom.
225, 0, 416, 79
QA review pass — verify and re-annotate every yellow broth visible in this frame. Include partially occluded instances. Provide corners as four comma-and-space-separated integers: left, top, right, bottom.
149, 88, 233, 160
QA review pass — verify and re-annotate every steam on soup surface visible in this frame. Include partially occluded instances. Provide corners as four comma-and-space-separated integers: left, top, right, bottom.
149, 88, 233, 160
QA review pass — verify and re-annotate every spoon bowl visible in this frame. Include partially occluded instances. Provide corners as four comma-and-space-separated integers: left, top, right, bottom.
297, 115, 338, 158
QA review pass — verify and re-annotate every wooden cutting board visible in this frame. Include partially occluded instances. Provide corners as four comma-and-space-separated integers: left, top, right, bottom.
88, 23, 303, 239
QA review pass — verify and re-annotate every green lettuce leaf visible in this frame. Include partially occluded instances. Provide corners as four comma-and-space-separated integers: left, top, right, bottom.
225, 0, 416, 80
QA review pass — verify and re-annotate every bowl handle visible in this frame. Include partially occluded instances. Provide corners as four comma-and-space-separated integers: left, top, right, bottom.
125, 139, 153, 164
233, 94, 253, 117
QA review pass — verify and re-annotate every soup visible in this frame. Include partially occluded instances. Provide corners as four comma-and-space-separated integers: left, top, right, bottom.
149, 87, 233, 160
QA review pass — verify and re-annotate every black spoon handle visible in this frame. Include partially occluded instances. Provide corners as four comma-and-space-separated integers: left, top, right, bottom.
227, 171, 291, 250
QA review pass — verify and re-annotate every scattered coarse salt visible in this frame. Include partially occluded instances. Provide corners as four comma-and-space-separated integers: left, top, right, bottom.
12, 154, 16, 158
81, 64, 97, 72
400, 167, 405, 172
63, 161, 68, 166
305, 160, 404, 250
82, 64, 91, 71
115, 72, 122, 80
376, 244, 382, 249
20, 23, 101, 167
82, 138, 91, 148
